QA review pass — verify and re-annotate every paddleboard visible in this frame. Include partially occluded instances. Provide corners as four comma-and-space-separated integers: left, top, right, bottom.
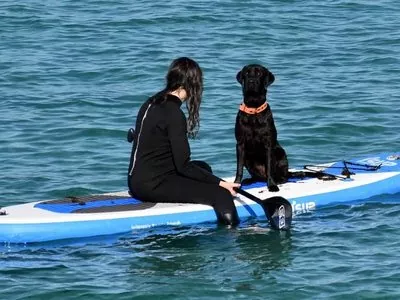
1, 152, 399, 243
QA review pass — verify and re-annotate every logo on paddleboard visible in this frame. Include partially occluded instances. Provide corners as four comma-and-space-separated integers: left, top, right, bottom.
292, 201, 316, 215
278, 205, 286, 229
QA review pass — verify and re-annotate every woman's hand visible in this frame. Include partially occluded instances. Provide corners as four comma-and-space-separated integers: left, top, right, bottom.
219, 181, 241, 196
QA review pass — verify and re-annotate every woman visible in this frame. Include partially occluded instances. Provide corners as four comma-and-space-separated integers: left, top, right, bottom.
127, 57, 240, 225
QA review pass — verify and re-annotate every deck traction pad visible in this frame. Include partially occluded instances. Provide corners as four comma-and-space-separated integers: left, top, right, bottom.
35, 195, 156, 214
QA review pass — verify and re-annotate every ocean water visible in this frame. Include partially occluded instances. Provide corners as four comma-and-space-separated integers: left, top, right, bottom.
1, 0, 400, 299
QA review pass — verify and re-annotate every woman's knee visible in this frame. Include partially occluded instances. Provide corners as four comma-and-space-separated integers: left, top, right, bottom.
214, 188, 239, 226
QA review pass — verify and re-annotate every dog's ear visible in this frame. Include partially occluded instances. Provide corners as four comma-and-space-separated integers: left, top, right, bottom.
236, 70, 243, 84
265, 69, 275, 87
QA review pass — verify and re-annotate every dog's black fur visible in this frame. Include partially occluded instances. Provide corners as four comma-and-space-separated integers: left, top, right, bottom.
234, 64, 289, 192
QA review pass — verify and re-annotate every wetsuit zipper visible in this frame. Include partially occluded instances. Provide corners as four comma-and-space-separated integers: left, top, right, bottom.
129, 103, 152, 176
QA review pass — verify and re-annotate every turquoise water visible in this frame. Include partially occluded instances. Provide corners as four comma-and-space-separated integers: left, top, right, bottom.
1, 0, 400, 299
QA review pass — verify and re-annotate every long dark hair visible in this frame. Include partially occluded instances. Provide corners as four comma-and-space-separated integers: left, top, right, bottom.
152, 57, 203, 138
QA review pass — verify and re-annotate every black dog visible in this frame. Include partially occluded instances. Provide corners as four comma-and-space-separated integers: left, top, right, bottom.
234, 64, 289, 192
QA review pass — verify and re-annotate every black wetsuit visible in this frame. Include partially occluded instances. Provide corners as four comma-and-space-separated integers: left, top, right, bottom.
127, 94, 238, 225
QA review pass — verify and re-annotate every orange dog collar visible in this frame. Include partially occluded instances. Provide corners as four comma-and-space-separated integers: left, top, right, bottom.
239, 102, 268, 114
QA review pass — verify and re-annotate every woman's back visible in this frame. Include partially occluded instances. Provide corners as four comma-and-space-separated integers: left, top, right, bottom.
128, 94, 188, 188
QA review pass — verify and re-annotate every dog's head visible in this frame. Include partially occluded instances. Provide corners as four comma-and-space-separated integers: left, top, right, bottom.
237, 64, 275, 101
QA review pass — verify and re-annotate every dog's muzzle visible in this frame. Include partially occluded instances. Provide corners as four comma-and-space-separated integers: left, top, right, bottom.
244, 78, 261, 93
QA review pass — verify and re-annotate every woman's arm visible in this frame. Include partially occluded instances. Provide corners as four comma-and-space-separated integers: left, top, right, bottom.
167, 107, 221, 184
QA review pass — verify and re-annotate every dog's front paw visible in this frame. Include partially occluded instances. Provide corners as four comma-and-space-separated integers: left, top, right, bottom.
268, 185, 280, 192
